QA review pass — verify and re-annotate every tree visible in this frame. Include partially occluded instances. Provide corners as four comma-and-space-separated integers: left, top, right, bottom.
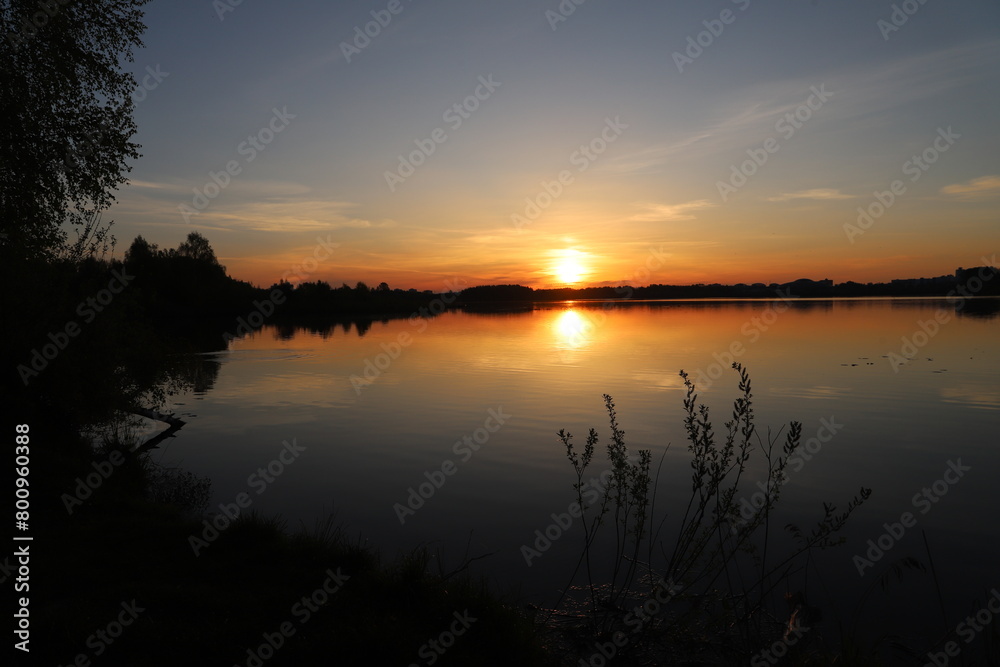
0, 0, 150, 260
176, 231, 221, 267
124, 235, 158, 263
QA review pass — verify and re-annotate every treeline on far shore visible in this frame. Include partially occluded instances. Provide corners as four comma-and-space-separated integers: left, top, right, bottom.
12, 233, 999, 356
110, 232, 1000, 325
457, 267, 1000, 302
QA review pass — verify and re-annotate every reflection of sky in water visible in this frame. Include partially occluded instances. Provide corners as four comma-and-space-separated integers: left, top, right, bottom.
941, 384, 1000, 409
151, 298, 1000, 629
769, 385, 853, 400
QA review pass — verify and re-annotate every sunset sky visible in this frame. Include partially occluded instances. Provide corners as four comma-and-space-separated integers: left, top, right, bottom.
108, 0, 1000, 290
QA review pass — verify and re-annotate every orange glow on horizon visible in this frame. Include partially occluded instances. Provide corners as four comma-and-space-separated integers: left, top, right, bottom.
217, 235, 987, 292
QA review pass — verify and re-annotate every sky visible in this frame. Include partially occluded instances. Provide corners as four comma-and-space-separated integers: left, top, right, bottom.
107, 0, 1000, 290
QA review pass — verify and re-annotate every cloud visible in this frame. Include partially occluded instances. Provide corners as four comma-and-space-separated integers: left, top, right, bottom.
606, 132, 713, 174
767, 188, 854, 202
941, 175, 1000, 199
204, 197, 387, 233
121, 179, 311, 201
116, 178, 394, 234
610, 39, 1000, 175
126, 179, 175, 190
624, 199, 715, 222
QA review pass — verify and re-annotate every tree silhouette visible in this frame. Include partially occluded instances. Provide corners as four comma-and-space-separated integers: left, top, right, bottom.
125, 235, 159, 263
0, 0, 149, 260
176, 231, 223, 269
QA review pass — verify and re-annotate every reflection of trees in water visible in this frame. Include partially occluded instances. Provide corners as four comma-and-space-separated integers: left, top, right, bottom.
956, 298, 1000, 319
166, 354, 222, 395
516, 297, 1000, 319
262, 314, 420, 340
274, 324, 297, 341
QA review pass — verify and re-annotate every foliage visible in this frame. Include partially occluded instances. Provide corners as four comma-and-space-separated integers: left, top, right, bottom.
1, 0, 150, 260
553, 363, 872, 663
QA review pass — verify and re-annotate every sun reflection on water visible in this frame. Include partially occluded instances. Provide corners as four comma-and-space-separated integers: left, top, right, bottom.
552, 309, 594, 352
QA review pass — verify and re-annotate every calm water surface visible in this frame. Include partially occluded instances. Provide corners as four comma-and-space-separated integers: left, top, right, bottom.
150, 298, 999, 631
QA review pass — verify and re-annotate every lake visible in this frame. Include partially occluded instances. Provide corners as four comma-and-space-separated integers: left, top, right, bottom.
149, 297, 999, 642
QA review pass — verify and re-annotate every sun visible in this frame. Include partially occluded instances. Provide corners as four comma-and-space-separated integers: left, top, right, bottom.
555, 260, 585, 285
550, 249, 591, 286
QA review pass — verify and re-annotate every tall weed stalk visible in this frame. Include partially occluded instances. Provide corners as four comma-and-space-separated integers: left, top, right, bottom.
555, 363, 872, 661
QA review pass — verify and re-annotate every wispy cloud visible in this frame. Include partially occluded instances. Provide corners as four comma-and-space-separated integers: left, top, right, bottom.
767, 188, 854, 202
122, 179, 312, 201
126, 179, 176, 190
207, 198, 390, 233
610, 39, 1000, 175
941, 175, 1000, 199
606, 132, 714, 174
116, 179, 388, 233
624, 199, 715, 222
